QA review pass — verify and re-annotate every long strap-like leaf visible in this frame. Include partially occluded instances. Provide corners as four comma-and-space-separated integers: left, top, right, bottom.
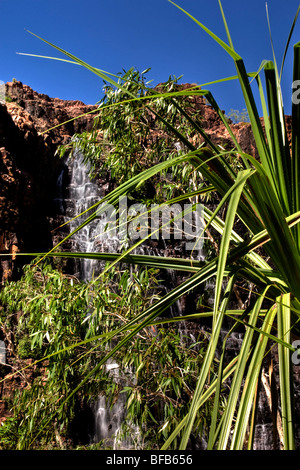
217, 285, 270, 449
277, 293, 295, 450
292, 42, 300, 250
180, 170, 251, 449
230, 304, 278, 449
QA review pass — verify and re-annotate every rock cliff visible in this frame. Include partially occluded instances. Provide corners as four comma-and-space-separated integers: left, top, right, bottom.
0, 80, 296, 448
0, 81, 97, 283
0, 80, 262, 285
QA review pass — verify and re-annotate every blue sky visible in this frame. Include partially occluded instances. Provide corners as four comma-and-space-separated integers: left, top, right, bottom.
1, 0, 300, 115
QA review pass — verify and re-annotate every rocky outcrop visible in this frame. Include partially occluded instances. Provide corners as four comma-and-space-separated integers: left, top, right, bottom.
154, 82, 259, 157
5, 81, 97, 147
0, 81, 97, 284
0, 80, 265, 285
0, 80, 296, 449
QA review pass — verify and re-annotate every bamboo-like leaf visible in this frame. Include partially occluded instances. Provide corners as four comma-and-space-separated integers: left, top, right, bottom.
16, 52, 125, 81
218, 0, 235, 50
161, 353, 240, 450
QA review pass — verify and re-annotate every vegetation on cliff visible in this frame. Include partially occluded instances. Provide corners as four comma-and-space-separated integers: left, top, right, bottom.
1, 0, 300, 451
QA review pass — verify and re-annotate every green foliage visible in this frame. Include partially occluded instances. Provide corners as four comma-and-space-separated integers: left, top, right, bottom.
0, 417, 23, 449
5, 94, 13, 103
17, 337, 33, 359
118, 327, 216, 448
5, 0, 300, 451
61, 68, 207, 204
0, 261, 96, 448
0, 261, 216, 449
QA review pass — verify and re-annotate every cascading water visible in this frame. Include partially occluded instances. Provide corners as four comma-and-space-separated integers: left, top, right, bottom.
91, 362, 127, 448
54, 147, 284, 450
0, 340, 6, 365
55, 147, 142, 449
63, 149, 119, 280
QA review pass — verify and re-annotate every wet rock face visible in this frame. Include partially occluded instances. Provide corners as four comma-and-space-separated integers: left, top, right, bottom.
0, 81, 97, 284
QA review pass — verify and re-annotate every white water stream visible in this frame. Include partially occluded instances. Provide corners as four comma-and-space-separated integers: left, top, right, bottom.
54, 148, 277, 450
56, 149, 142, 448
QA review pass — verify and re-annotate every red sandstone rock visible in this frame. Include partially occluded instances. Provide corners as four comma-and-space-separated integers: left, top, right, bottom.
1, 80, 291, 286
0, 82, 98, 285
5, 81, 97, 146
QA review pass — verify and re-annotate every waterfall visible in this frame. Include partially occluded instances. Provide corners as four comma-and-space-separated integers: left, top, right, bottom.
66, 150, 103, 280
91, 361, 127, 448
54, 147, 280, 450
56, 147, 119, 280
0, 340, 6, 365
55, 148, 143, 449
